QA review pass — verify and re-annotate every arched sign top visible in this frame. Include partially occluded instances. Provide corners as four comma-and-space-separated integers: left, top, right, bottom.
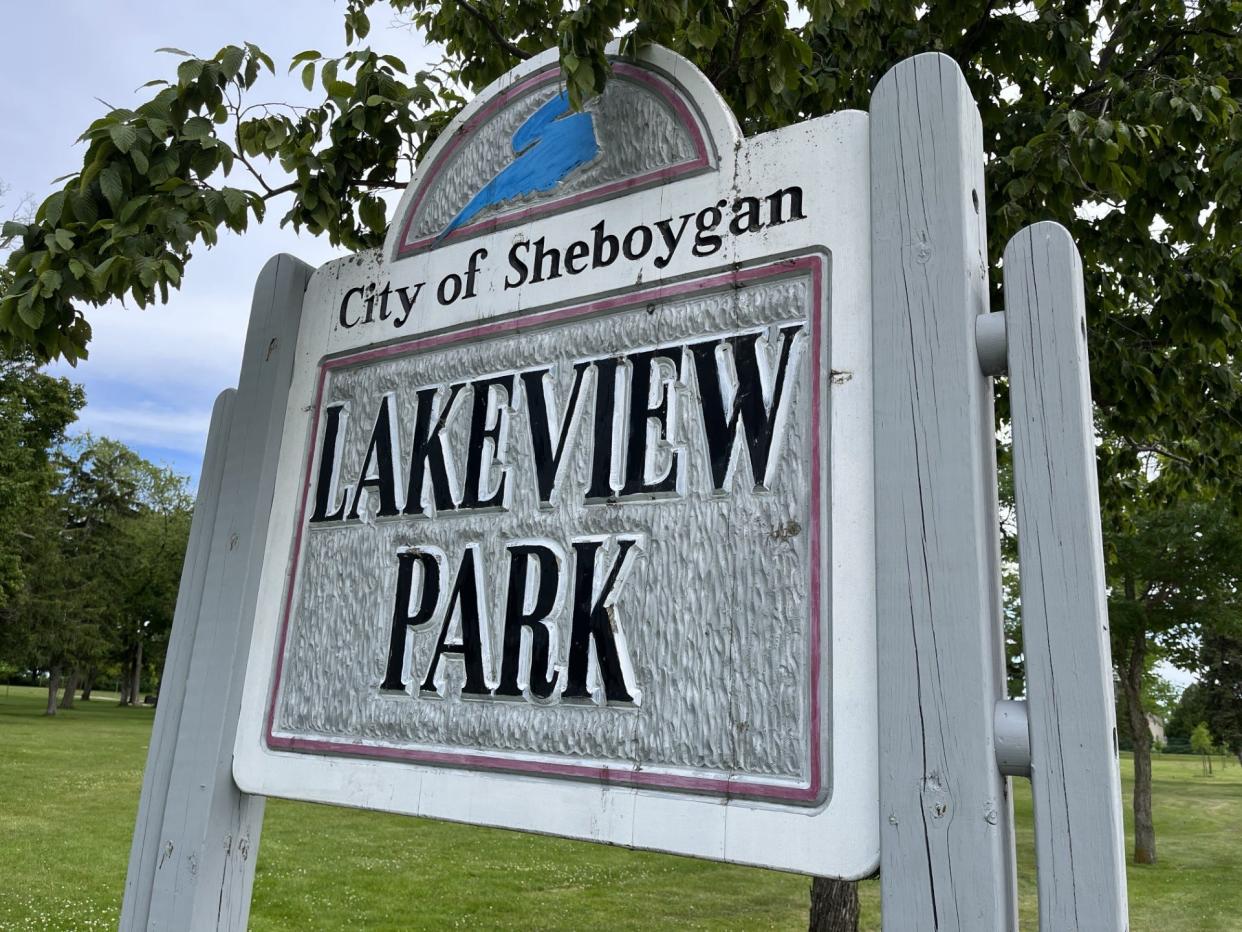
386, 43, 738, 260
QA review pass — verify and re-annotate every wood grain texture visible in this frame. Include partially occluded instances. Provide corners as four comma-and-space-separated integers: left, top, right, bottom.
1003, 222, 1129, 930
870, 52, 1018, 930
120, 388, 235, 931
122, 253, 314, 931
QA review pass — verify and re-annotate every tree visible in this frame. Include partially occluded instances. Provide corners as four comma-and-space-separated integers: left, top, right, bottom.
1190, 721, 1214, 775
0, 350, 84, 713
1165, 681, 1209, 749
0, 354, 84, 608
1107, 499, 1242, 863
1186, 631, 1242, 766
109, 452, 193, 705
0, 431, 191, 715
1143, 673, 1182, 724
48, 436, 192, 709
0, 184, 86, 696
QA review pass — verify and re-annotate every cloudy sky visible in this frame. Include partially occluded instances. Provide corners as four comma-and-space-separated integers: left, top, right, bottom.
0, 2, 431, 486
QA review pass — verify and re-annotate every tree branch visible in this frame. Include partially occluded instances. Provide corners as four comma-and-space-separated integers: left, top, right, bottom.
952, 0, 1000, 62
712, 0, 766, 86
456, 0, 529, 62
1125, 439, 1195, 467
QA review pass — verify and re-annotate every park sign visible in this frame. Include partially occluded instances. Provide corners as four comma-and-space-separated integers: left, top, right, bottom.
128, 46, 1129, 931
232, 43, 877, 877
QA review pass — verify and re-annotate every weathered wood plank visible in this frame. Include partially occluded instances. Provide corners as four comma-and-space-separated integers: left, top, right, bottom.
123, 253, 313, 931
120, 388, 236, 930
870, 52, 1018, 929
1003, 221, 1129, 930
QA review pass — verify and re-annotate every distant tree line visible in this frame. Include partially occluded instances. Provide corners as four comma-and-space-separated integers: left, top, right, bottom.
1164, 639, 1242, 766
0, 351, 192, 714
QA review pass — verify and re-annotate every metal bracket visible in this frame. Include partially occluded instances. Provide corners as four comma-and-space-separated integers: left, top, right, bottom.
994, 699, 1031, 777
975, 311, 1008, 376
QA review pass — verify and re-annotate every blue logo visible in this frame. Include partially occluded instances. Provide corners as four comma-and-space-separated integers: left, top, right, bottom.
437, 90, 599, 242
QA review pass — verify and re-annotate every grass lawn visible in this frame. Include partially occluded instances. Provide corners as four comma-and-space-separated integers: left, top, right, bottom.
1, 684, 1239, 930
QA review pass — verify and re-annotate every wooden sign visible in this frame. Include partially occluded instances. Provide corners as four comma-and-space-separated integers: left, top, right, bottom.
127, 48, 1128, 931
232, 42, 877, 877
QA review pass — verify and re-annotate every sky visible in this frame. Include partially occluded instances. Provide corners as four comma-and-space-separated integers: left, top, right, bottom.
0, 2, 431, 486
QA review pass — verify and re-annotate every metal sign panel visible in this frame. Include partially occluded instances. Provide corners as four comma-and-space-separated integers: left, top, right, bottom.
235, 42, 876, 877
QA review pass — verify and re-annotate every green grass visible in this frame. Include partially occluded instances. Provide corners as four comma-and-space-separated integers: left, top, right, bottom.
1, 684, 1239, 930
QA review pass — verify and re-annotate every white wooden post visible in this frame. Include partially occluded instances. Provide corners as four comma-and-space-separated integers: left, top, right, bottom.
871, 52, 1018, 929
121, 253, 313, 931
1002, 221, 1129, 929
121, 388, 236, 928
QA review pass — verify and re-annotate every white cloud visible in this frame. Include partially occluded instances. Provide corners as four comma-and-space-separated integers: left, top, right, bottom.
74, 404, 215, 455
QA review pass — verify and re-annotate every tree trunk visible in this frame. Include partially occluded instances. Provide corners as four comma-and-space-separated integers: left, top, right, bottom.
80, 667, 95, 701
1121, 615, 1156, 864
45, 666, 61, 716
809, 877, 859, 932
59, 670, 78, 709
129, 639, 143, 706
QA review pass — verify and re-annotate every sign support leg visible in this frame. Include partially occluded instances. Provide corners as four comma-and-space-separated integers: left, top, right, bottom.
121, 254, 313, 931
870, 52, 1018, 929
121, 388, 237, 930
1002, 222, 1129, 929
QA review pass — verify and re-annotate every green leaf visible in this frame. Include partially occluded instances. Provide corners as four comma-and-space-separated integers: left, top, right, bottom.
290, 49, 322, 68
379, 54, 407, 74
38, 269, 62, 295
120, 195, 151, 224
182, 116, 213, 140
41, 191, 67, 226
176, 58, 204, 87
99, 165, 124, 210
359, 194, 386, 233
90, 257, 118, 291
109, 123, 139, 153
131, 147, 150, 175
322, 59, 339, 93
219, 45, 245, 79
156, 46, 194, 57
246, 43, 275, 74
301, 62, 316, 92
17, 299, 43, 330
222, 187, 248, 216
1, 221, 28, 239
53, 229, 75, 251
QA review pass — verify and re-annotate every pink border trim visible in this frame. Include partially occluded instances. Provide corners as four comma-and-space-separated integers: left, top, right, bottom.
394, 62, 713, 259
265, 256, 826, 803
